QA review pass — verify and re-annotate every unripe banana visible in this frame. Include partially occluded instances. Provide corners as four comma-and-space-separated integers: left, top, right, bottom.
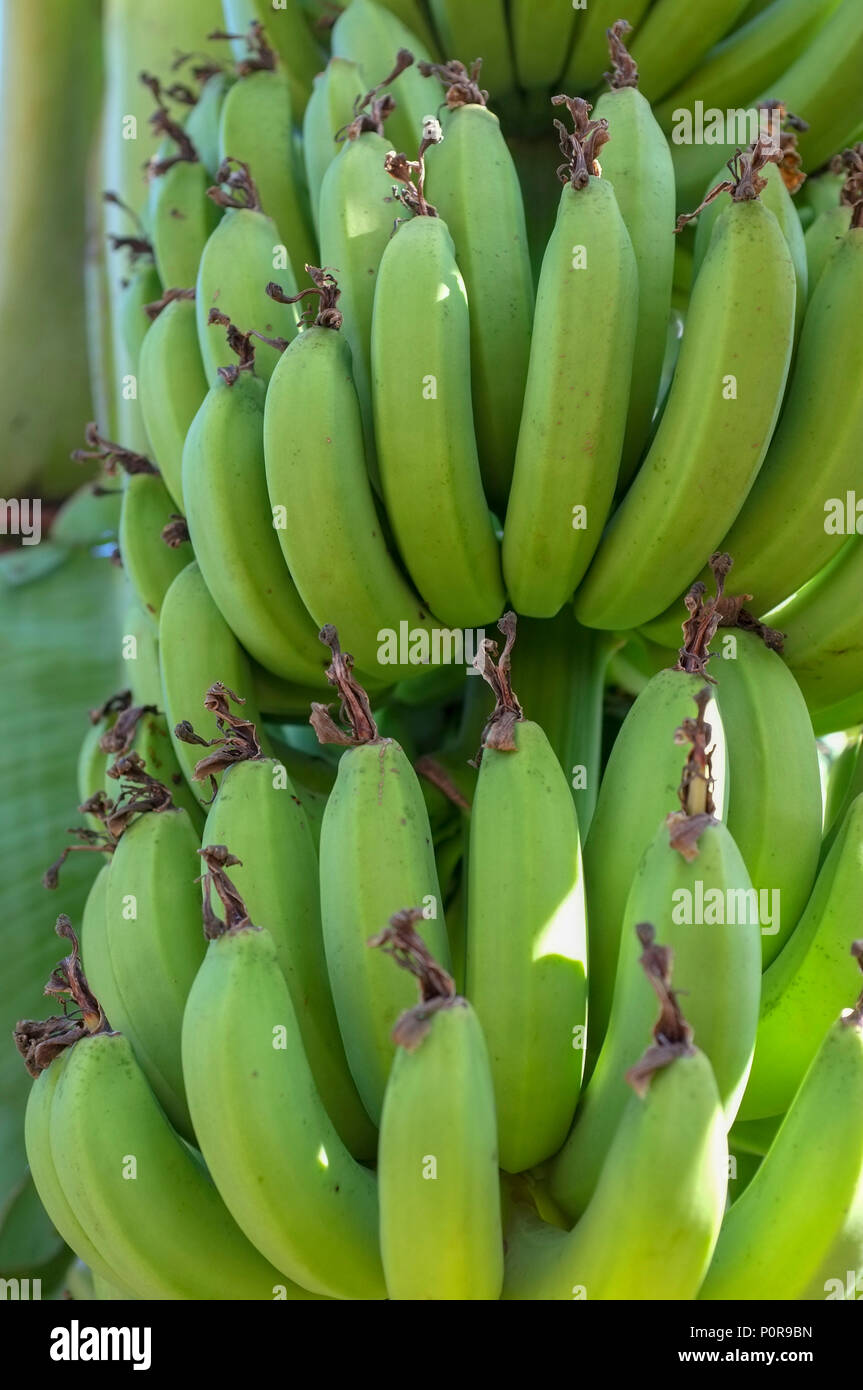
628, 0, 755, 104
466, 615, 588, 1174
248, 0, 323, 113
159, 561, 271, 800
80, 863, 126, 1044
182, 858, 385, 1299
504, 935, 727, 1300
115, 254, 162, 367
428, 1, 515, 101
508, 0, 576, 91
375, 0, 440, 56
549, 791, 761, 1221
822, 733, 863, 859
262, 270, 440, 682
374, 911, 503, 1300
701, 949, 863, 1300
119, 472, 193, 625
592, 24, 676, 488
138, 290, 209, 511
371, 150, 505, 627
217, 25, 317, 277
502, 97, 638, 617
712, 629, 822, 966
420, 62, 534, 516
738, 794, 863, 1121
563, 0, 651, 94
186, 69, 232, 178
202, 756, 376, 1159
302, 58, 363, 229
770, 536, 863, 717
181, 320, 328, 687
805, 202, 853, 291
331, 0, 438, 156
196, 159, 300, 385
315, 629, 450, 1125
575, 149, 796, 631
145, 82, 220, 289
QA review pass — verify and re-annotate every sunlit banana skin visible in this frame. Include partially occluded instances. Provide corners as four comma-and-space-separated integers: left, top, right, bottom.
302, 58, 363, 230
331, 0, 438, 155
769, 536, 863, 716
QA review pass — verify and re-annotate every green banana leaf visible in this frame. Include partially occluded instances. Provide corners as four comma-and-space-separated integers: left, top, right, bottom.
0, 530, 124, 1267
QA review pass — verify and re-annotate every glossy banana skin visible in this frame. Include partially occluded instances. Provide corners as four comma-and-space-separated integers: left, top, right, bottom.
118, 471, 193, 626
203, 759, 376, 1158
738, 795, 863, 1121
576, 198, 796, 631
372, 215, 505, 627
701, 1011, 863, 1299
379, 999, 504, 1299
712, 632, 822, 966
503, 179, 638, 617
549, 819, 761, 1220
138, 294, 209, 511
331, 0, 438, 156
182, 369, 327, 686
105, 807, 205, 1140
769, 536, 863, 716
218, 68, 318, 278
428, 0, 515, 101
504, 1050, 727, 1299
302, 58, 364, 231
581, 669, 728, 1062
263, 325, 439, 682
50, 1031, 315, 1299
466, 720, 588, 1174
182, 925, 384, 1299
425, 104, 534, 517
196, 208, 299, 384
319, 738, 450, 1125
592, 84, 676, 488
159, 560, 272, 801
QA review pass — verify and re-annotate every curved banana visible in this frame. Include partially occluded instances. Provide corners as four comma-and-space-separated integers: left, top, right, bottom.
217, 24, 317, 276
302, 57, 363, 230
181, 858, 385, 1299
701, 948, 863, 1300
564, 0, 652, 95
628, 0, 751, 103
504, 935, 727, 1300
508, 0, 576, 91
502, 96, 638, 617
575, 146, 796, 631
138, 290, 209, 511
248, 0, 323, 114
159, 561, 271, 799
371, 143, 505, 627
592, 24, 676, 487
738, 793, 863, 1121
315, 629, 450, 1126
80, 862, 126, 1042
427, 1, 515, 102
805, 202, 853, 292
120, 471, 193, 625
262, 270, 440, 682
769, 536, 863, 716
201, 756, 376, 1160
196, 158, 300, 385
466, 615, 587, 1174
374, 911, 503, 1300
181, 319, 328, 686
420, 61, 534, 516
822, 733, 863, 859
186, 69, 232, 178
145, 80, 219, 290
375, 0, 440, 56
115, 253, 162, 367
712, 629, 822, 966
331, 0, 438, 156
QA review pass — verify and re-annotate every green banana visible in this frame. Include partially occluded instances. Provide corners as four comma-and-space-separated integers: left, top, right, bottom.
564, 0, 652, 94
712, 629, 822, 966
375, 0, 440, 56
427, 1, 515, 102
654, 0, 842, 133
120, 472, 193, 625
248, 0, 323, 114
201, 756, 376, 1159
770, 537, 863, 717
420, 61, 534, 517
629, 0, 756, 104
302, 58, 363, 230
262, 269, 440, 682
466, 615, 587, 1174
810, 690, 863, 739
181, 317, 328, 686
196, 158, 300, 385
159, 561, 271, 800
315, 629, 451, 1125
186, 69, 232, 178
217, 23, 317, 277
806, 202, 853, 292
182, 855, 385, 1299
508, 0, 576, 91
371, 141, 505, 627
502, 97, 638, 617
374, 911, 503, 1300
114, 252, 161, 367
80, 862, 126, 1044
701, 949, 863, 1300
138, 290, 209, 512
145, 77, 220, 290
331, 0, 438, 156
592, 23, 676, 488
504, 934, 727, 1299
575, 147, 796, 631
822, 733, 863, 858
738, 794, 863, 1121
582, 650, 729, 1064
